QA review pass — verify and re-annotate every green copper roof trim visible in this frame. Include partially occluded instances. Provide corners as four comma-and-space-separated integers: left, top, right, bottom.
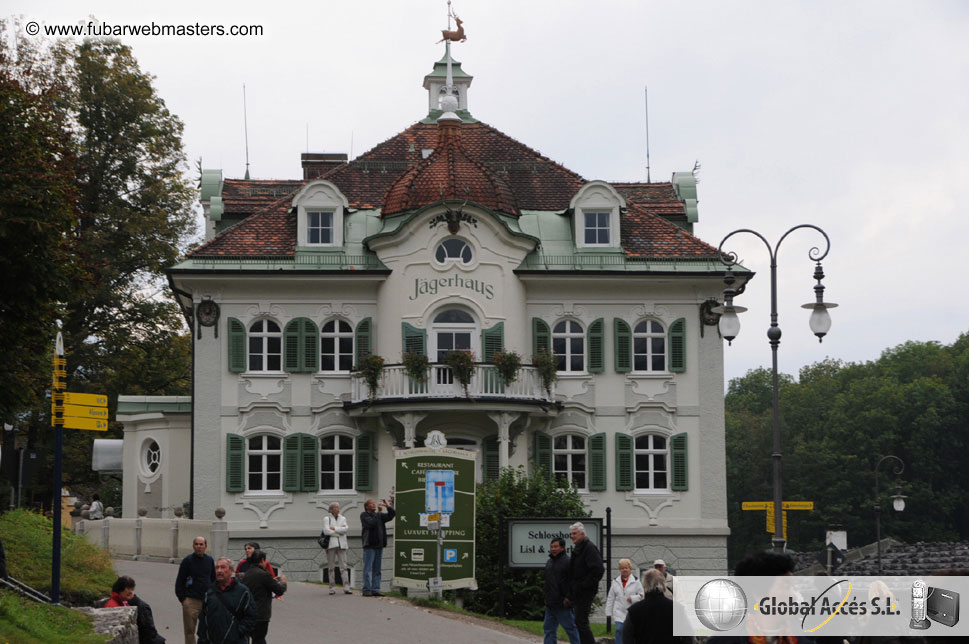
117, 395, 192, 415
171, 253, 388, 271
364, 200, 538, 247
516, 254, 753, 273
425, 54, 472, 79
420, 108, 478, 124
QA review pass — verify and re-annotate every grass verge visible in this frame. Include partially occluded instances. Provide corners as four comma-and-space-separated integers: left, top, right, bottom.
0, 590, 109, 643
0, 509, 115, 605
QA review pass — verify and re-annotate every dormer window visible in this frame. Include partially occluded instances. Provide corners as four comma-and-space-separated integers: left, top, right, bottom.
292, 180, 349, 248
584, 211, 611, 245
307, 210, 334, 245
570, 181, 626, 250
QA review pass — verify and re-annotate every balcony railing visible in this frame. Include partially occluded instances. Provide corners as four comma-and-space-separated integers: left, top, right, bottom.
349, 364, 554, 404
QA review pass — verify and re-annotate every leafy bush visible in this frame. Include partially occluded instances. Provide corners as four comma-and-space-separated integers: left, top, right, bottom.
0, 509, 115, 605
492, 350, 522, 385
402, 351, 430, 383
443, 350, 476, 396
355, 353, 385, 400
531, 349, 557, 397
465, 467, 589, 619
0, 590, 109, 643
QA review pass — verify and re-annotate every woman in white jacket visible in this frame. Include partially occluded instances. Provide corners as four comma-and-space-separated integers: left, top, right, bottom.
604, 558, 644, 644
323, 502, 352, 595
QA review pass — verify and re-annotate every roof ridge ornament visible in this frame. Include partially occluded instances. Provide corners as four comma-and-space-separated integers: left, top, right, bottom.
436, 2, 465, 122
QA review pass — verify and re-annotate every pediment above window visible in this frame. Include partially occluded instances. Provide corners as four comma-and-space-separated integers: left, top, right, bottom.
292, 180, 350, 248
570, 181, 626, 250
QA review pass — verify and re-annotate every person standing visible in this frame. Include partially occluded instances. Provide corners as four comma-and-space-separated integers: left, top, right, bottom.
543, 537, 580, 644
605, 558, 645, 644
236, 541, 274, 577
567, 521, 604, 644
174, 536, 215, 644
360, 497, 395, 596
323, 501, 352, 595
238, 550, 287, 644
197, 557, 258, 644
621, 569, 683, 644
88, 493, 104, 520
652, 559, 677, 598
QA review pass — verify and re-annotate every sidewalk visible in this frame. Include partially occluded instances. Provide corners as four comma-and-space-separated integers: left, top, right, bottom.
113, 559, 535, 643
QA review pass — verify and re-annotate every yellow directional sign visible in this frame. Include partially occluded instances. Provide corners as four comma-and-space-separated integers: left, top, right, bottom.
742, 501, 814, 511
56, 416, 109, 431
55, 404, 109, 420
62, 392, 108, 408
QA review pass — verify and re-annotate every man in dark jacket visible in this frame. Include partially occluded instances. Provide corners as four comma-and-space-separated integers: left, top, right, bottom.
174, 536, 215, 644
238, 550, 287, 644
197, 557, 258, 644
360, 497, 395, 596
544, 537, 580, 644
567, 521, 604, 644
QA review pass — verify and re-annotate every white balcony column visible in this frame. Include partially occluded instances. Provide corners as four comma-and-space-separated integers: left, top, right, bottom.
487, 412, 521, 469
393, 412, 427, 448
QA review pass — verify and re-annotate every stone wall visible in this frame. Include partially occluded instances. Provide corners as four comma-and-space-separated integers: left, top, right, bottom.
75, 606, 137, 644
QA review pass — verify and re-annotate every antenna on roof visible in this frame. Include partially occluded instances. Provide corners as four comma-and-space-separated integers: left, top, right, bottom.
243, 83, 251, 180
644, 85, 652, 183
306, 123, 309, 154
350, 131, 354, 160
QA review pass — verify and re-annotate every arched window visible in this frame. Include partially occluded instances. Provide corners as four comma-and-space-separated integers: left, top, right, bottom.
320, 434, 355, 492
634, 320, 666, 372
248, 319, 282, 372
553, 433, 587, 490
553, 320, 584, 372
435, 239, 473, 264
321, 319, 354, 372
635, 434, 668, 491
431, 309, 476, 362
248, 435, 282, 492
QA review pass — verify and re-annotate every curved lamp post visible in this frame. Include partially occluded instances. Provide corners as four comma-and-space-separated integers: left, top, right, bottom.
714, 224, 836, 553
875, 455, 906, 574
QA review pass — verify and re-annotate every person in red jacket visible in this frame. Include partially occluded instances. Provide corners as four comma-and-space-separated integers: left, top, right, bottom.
105, 575, 166, 643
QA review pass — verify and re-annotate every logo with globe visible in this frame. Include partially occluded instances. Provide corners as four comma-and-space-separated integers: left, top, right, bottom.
694, 579, 748, 631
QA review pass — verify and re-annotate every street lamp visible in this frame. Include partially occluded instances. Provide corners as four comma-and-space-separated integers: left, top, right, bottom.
714, 224, 835, 553
875, 455, 906, 575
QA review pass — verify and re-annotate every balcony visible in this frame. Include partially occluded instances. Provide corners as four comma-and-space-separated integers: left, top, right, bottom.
349, 364, 554, 405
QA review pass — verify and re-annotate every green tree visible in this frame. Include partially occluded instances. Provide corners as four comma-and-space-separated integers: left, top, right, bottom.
465, 467, 589, 619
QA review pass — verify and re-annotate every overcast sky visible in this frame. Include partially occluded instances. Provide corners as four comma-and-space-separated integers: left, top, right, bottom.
15, 0, 969, 385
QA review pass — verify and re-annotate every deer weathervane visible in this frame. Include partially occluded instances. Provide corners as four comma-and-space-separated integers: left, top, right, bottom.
438, 2, 466, 43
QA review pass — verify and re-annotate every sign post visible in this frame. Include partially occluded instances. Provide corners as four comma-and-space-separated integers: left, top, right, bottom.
393, 447, 476, 592
49, 327, 110, 603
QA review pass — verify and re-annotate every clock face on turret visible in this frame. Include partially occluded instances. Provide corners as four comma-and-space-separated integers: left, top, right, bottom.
197, 300, 219, 326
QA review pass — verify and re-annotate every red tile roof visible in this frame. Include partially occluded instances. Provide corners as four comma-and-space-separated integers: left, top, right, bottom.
383, 119, 519, 216
189, 120, 719, 260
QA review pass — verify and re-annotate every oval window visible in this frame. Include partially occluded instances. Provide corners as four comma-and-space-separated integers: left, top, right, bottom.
144, 440, 161, 475
435, 239, 473, 264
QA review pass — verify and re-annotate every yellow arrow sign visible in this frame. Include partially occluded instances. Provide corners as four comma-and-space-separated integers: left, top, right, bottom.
742, 501, 814, 511
54, 404, 109, 420
57, 416, 109, 431
62, 392, 108, 408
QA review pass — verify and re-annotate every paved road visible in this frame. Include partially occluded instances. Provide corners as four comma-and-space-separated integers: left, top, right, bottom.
114, 559, 535, 643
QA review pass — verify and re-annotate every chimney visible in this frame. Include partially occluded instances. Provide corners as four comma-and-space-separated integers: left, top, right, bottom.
301, 153, 348, 181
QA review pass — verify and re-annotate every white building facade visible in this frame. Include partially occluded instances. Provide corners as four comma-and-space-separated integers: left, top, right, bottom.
131, 47, 735, 584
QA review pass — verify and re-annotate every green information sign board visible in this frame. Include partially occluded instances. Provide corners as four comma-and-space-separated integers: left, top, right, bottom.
393, 447, 476, 591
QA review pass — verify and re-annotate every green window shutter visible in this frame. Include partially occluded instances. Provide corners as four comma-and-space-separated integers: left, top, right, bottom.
614, 318, 632, 373
226, 434, 245, 492
283, 434, 301, 492
532, 318, 550, 356
534, 431, 552, 479
615, 434, 633, 491
300, 433, 318, 492
301, 318, 319, 372
284, 320, 301, 372
671, 432, 688, 491
481, 322, 505, 363
355, 317, 373, 365
589, 432, 607, 491
483, 435, 500, 480
669, 317, 686, 373
587, 318, 604, 373
401, 322, 426, 356
227, 318, 246, 373
355, 433, 374, 491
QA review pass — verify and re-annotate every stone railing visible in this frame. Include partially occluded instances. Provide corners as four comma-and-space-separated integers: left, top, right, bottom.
75, 606, 137, 644
350, 364, 554, 404
75, 507, 228, 562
